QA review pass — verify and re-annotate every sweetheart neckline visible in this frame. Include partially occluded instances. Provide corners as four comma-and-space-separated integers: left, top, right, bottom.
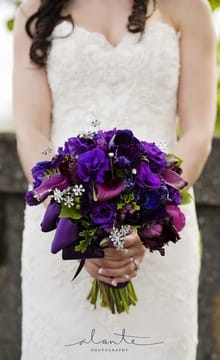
52, 20, 180, 49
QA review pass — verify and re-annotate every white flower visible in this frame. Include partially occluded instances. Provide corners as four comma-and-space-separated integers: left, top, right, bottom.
63, 194, 75, 208
53, 188, 64, 203
72, 184, 85, 197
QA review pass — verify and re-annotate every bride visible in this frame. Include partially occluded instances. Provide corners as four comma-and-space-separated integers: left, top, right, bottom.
13, 0, 217, 359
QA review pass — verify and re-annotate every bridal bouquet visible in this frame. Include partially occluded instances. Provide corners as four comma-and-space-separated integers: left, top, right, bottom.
26, 129, 191, 314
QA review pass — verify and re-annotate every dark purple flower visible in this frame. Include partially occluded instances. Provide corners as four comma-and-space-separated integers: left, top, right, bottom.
77, 148, 110, 183
58, 160, 79, 184
31, 155, 65, 188
96, 179, 125, 202
51, 218, 78, 254
33, 173, 69, 202
111, 129, 135, 147
165, 205, 185, 232
141, 223, 163, 238
41, 201, 61, 232
62, 136, 95, 157
119, 204, 136, 221
109, 130, 141, 168
141, 141, 167, 173
25, 190, 40, 205
93, 129, 117, 152
136, 162, 161, 189
91, 203, 116, 228
168, 187, 182, 205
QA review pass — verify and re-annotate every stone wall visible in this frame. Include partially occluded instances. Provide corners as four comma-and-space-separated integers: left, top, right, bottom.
0, 133, 219, 360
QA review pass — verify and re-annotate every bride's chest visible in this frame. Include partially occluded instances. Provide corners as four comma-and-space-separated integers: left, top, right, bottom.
46, 21, 180, 93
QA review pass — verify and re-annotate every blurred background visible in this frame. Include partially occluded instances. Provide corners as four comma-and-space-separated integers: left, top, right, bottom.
0, 1, 219, 359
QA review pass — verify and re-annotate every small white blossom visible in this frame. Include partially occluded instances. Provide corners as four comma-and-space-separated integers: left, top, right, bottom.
53, 188, 64, 203
63, 194, 75, 208
72, 184, 85, 197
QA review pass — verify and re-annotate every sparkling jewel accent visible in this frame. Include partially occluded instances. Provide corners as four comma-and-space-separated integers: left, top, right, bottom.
53, 188, 65, 203
72, 184, 85, 197
63, 194, 75, 208
109, 225, 132, 251
158, 141, 168, 152
41, 147, 52, 155
52, 184, 85, 206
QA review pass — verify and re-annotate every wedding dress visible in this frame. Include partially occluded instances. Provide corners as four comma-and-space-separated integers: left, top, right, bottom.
21, 20, 201, 360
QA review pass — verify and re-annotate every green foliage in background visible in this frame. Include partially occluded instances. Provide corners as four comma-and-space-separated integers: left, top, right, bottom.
216, 42, 220, 136
209, 0, 220, 10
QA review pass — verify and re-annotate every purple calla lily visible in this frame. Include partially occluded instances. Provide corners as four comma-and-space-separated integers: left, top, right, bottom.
160, 169, 187, 190
51, 218, 78, 254
33, 173, 69, 202
41, 201, 61, 232
96, 179, 125, 202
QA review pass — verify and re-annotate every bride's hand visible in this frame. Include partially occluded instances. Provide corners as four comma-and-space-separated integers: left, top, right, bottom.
84, 230, 146, 286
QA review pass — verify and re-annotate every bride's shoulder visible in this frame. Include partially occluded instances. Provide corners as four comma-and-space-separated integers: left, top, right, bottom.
158, 0, 214, 34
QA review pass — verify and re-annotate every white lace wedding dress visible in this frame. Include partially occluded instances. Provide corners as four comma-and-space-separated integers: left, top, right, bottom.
21, 20, 201, 360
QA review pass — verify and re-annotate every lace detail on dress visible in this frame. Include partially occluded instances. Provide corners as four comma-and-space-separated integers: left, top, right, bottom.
46, 21, 180, 151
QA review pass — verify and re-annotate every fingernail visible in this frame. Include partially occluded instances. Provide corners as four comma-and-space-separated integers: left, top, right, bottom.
130, 257, 134, 262
123, 248, 128, 255
98, 268, 104, 274
124, 274, 130, 280
111, 280, 117, 287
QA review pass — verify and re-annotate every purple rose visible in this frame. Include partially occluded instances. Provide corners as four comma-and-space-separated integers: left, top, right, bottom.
136, 162, 161, 189
91, 203, 116, 228
141, 142, 167, 173
93, 129, 117, 152
77, 148, 110, 183
61, 136, 95, 157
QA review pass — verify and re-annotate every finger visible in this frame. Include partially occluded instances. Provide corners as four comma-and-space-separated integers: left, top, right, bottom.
97, 261, 136, 278
111, 270, 138, 284
84, 261, 120, 287
123, 230, 141, 248
104, 247, 128, 259
87, 257, 132, 269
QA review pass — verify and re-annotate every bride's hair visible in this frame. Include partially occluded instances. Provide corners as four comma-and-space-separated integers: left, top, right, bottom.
24, 0, 156, 67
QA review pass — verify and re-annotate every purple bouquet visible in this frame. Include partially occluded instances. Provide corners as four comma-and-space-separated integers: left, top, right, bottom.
26, 129, 191, 314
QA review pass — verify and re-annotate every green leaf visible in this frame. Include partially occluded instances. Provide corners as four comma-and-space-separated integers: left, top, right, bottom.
180, 190, 192, 205
74, 239, 89, 253
166, 153, 183, 167
59, 206, 82, 220
6, 18, 14, 31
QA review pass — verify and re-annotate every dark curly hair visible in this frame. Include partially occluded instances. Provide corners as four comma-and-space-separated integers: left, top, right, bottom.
24, 0, 156, 67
